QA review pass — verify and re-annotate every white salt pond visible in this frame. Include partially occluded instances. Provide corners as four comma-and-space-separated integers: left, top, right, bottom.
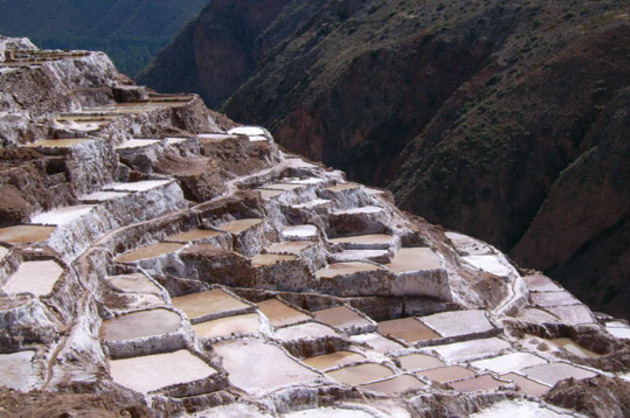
105, 180, 172, 192
524, 274, 564, 292
606, 323, 630, 339
471, 399, 578, 418
517, 308, 560, 323
79, 190, 129, 203
274, 322, 339, 344
281, 225, 318, 240
214, 338, 322, 397
545, 305, 594, 325
292, 199, 332, 210
0, 350, 36, 390
462, 255, 514, 277
216, 218, 263, 234
520, 362, 598, 386
3, 260, 63, 296
328, 234, 395, 249
227, 126, 268, 142
350, 333, 404, 353
172, 289, 251, 324
109, 350, 217, 393
331, 206, 384, 216
31, 204, 95, 226
0, 225, 56, 244
471, 352, 547, 374
386, 248, 442, 274
445, 231, 494, 256
114, 139, 160, 150
500, 373, 550, 397
256, 189, 284, 200
266, 241, 314, 255
315, 262, 383, 279
257, 299, 310, 328
193, 313, 260, 339
260, 183, 302, 191
532, 291, 580, 307
283, 406, 375, 418
100, 309, 181, 341
428, 337, 512, 362
331, 249, 389, 263
419, 309, 494, 338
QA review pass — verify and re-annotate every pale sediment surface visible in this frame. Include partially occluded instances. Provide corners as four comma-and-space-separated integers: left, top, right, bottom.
316, 262, 383, 279
359, 374, 426, 394
166, 229, 222, 242
115, 242, 185, 263
30, 204, 95, 226
257, 299, 310, 328
100, 309, 181, 341
419, 309, 494, 337
172, 289, 251, 323
109, 350, 217, 393
217, 218, 263, 234
520, 363, 598, 387
2, 260, 63, 296
107, 274, 162, 294
378, 317, 440, 343
192, 313, 260, 339
303, 351, 365, 370
386, 248, 441, 274
429, 338, 512, 362
417, 366, 476, 383
471, 399, 579, 417
471, 352, 547, 374
0, 225, 56, 244
0, 350, 36, 390
397, 353, 444, 371
326, 363, 393, 385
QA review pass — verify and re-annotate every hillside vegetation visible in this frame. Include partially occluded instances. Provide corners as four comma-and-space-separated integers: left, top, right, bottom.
0, 0, 209, 76
125, 0, 630, 319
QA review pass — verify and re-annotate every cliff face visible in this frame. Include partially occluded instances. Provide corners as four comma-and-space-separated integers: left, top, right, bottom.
140, 0, 630, 318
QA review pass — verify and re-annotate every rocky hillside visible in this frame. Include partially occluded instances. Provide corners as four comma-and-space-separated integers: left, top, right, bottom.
4, 36, 630, 416
139, 0, 630, 319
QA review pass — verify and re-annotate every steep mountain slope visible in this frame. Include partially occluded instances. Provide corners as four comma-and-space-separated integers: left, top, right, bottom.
139, 0, 630, 318
0, 0, 209, 76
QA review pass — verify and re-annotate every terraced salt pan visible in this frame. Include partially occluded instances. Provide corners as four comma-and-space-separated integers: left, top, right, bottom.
500, 373, 550, 397
378, 317, 440, 344
550, 338, 601, 358
0, 225, 55, 244
471, 399, 577, 418
284, 406, 375, 418
350, 333, 404, 353
216, 218, 263, 234
520, 362, 598, 386
104, 180, 172, 192
419, 309, 494, 338
266, 241, 314, 255
314, 306, 374, 333
281, 225, 318, 240
289, 177, 326, 186
109, 350, 217, 393
303, 351, 366, 370
428, 337, 512, 362
327, 363, 394, 385
323, 183, 361, 193
360, 374, 426, 394
26, 138, 91, 148
517, 308, 560, 323
315, 262, 383, 279
462, 255, 514, 278
606, 323, 630, 339
260, 183, 302, 191
331, 206, 384, 216
79, 190, 129, 203
198, 133, 239, 142
417, 366, 476, 384
445, 231, 494, 256
114, 139, 160, 149
172, 289, 252, 324
448, 374, 506, 393
397, 353, 444, 371
107, 274, 162, 294
545, 305, 594, 325
256, 189, 284, 200
471, 352, 547, 374
257, 299, 311, 328
292, 199, 332, 209
328, 234, 395, 249
166, 228, 223, 242
524, 274, 564, 292
31, 204, 95, 226
0, 351, 36, 390
531, 291, 580, 307
331, 249, 390, 263
114, 242, 185, 263
100, 309, 181, 341
386, 248, 442, 274
214, 338, 322, 397
193, 313, 260, 339
3, 260, 63, 296
251, 253, 297, 267
227, 126, 268, 142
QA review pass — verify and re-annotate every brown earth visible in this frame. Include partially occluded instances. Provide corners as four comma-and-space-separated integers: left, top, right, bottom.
544, 376, 630, 418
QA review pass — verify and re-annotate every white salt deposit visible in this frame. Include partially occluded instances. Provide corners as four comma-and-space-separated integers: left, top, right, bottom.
227, 126, 268, 142
114, 139, 160, 150
471, 399, 579, 418
471, 352, 547, 374
31, 204, 95, 226
332, 206, 384, 215
282, 225, 318, 239
79, 190, 129, 203
462, 255, 514, 277
105, 180, 172, 192
350, 333, 404, 353
3, 260, 64, 296
428, 338, 512, 362
284, 407, 375, 418
606, 325, 630, 339
0, 350, 36, 390
420, 309, 494, 338
292, 199, 332, 209
520, 362, 598, 386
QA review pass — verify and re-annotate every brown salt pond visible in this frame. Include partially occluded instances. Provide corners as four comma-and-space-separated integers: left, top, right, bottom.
448, 375, 506, 393
266, 241, 314, 255
172, 289, 252, 323
166, 229, 222, 243
214, 338, 322, 397
25, 138, 90, 148
114, 242, 185, 263
257, 299, 310, 328
251, 253, 296, 267
328, 234, 395, 249
327, 363, 394, 385
100, 309, 181, 341
550, 338, 601, 358
255, 189, 284, 200
386, 248, 442, 274
520, 362, 598, 386
359, 374, 426, 394
0, 225, 55, 244
109, 350, 217, 393
397, 353, 444, 371
193, 313, 260, 339
2, 260, 64, 296
501, 373, 550, 397
314, 306, 373, 331
216, 218, 263, 234
107, 274, 162, 294
303, 351, 365, 371
114, 139, 160, 150
419, 309, 494, 338
417, 366, 476, 384
378, 317, 440, 344
315, 262, 383, 279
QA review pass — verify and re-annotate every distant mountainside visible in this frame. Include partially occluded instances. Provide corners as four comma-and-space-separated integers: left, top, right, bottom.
0, 0, 209, 76
140, 0, 630, 319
